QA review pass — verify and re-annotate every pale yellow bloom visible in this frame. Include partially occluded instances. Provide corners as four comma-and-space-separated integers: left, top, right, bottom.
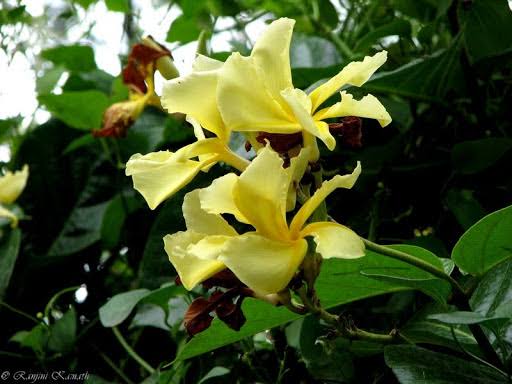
161, 18, 391, 159
126, 55, 251, 210
164, 147, 364, 295
0, 165, 29, 228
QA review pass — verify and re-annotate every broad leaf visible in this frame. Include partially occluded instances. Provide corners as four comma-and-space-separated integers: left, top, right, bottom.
39, 91, 110, 131
99, 289, 150, 327
41, 45, 97, 72
385, 345, 507, 383
452, 205, 512, 276
355, 19, 411, 53
48, 307, 77, 353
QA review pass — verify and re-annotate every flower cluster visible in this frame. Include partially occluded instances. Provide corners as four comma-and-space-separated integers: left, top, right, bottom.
126, 18, 391, 332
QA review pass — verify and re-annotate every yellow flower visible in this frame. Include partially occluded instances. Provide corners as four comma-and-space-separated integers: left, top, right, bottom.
161, 18, 391, 159
0, 165, 29, 228
164, 147, 364, 295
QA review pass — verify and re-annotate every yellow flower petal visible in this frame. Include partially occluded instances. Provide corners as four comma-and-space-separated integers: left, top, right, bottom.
301, 222, 365, 259
125, 146, 218, 210
281, 88, 336, 150
186, 116, 217, 171
314, 91, 391, 127
161, 65, 227, 140
290, 162, 361, 234
219, 233, 308, 295
164, 231, 225, 290
234, 146, 290, 240
198, 173, 249, 224
0, 165, 29, 204
183, 189, 237, 236
308, 51, 388, 112
0, 205, 18, 228
251, 17, 295, 106
187, 235, 233, 261
217, 52, 297, 133
193, 54, 223, 72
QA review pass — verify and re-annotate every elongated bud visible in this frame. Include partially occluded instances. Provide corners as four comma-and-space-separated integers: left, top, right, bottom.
141, 36, 179, 80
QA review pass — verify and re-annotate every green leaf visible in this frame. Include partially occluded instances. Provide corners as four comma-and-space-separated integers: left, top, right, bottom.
100, 194, 141, 248
104, 0, 129, 12
385, 345, 507, 383
197, 367, 230, 384
460, 0, 512, 63
48, 307, 77, 353
41, 45, 97, 72
400, 303, 479, 355
471, 259, 512, 353
452, 205, 512, 276
39, 91, 110, 130
176, 245, 448, 360
429, 311, 493, 324
0, 228, 21, 299
452, 138, 512, 174
99, 289, 150, 327
166, 14, 202, 43
36, 66, 66, 95
290, 33, 341, 68
62, 134, 96, 155
355, 19, 411, 52
48, 201, 110, 257
364, 42, 465, 102
10, 324, 49, 356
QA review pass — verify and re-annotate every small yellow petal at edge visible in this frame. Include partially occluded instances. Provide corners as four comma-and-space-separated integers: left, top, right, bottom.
0, 165, 29, 204
290, 162, 362, 235
301, 222, 365, 259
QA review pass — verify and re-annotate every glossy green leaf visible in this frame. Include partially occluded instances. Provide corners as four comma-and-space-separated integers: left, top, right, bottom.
99, 289, 150, 327
452, 205, 512, 276
176, 245, 448, 360
100, 194, 141, 248
290, 33, 341, 68
0, 228, 21, 299
197, 367, 230, 384
39, 91, 110, 131
364, 42, 465, 102
452, 138, 512, 174
166, 14, 202, 43
41, 45, 97, 72
460, 0, 512, 63
385, 345, 507, 383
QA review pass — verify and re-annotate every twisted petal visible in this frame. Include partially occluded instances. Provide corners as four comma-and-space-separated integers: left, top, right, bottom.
290, 162, 362, 234
0, 205, 18, 228
162, 60, 227, 140
217, 52, 297, 133
281, 88, 336, 150
233, 147, 290, 240
125, 139, 223, 209
309, 51, 388, 112
183, 190, 237, 236
251, 17, 295, 104
219, 233, 308, 295
301, 222, 364, 259
199, 173, 249, 224
164, 231, 225, 290
0, 165, 29, 204
314, 91, 391, 127
286, 147, 311, 211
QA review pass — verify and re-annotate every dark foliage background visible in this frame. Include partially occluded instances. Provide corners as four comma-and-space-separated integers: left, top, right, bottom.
1, 0, 511, 383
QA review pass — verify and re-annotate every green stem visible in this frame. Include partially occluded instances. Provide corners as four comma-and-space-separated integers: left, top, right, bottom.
362, 238, 504, 369
93, 344, 135, 384
44, 286, 81, 321
112, 327, 155, 375
0, 301, 41, 326
361, 238, 465, 296
296, 287, 396, 343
